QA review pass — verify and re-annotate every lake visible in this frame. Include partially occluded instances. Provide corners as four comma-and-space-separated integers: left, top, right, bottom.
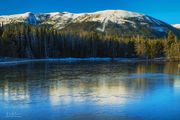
0, 60, 180, 120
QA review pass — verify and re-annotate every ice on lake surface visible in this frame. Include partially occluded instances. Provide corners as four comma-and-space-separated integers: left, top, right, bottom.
0, 61, 180, 120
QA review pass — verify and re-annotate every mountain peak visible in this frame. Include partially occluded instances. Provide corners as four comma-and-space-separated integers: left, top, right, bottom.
91, 10, 143, 18
0, 12, 33, 18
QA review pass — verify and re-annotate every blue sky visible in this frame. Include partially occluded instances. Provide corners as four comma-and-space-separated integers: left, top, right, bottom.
0, 0, 179, 24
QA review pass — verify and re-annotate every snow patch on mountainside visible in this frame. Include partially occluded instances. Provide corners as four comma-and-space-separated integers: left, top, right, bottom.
75, 10, 143, 24
45, 12, 82, 29
172, 24, 180, 29
96, 17, 108, 32
74, 10, 144, 32
0, 12, 38, 25
93, 10, 143, 18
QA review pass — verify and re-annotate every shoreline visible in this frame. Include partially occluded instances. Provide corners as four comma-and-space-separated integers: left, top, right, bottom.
0, 57, 168, 65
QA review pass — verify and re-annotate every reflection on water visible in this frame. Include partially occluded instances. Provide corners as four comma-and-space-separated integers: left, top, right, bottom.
0, 61, 180, 120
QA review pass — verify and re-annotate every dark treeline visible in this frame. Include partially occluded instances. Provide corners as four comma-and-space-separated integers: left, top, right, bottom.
0, 24, 180, 60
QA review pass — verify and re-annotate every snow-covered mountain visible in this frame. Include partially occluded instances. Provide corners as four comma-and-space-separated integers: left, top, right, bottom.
0, 10, 180, 37
172, 24, 180, 29
0, 12, 38, 25
0, 10, 163, 29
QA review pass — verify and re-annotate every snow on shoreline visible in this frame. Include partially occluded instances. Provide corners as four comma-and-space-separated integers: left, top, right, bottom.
0, 58, 166, 66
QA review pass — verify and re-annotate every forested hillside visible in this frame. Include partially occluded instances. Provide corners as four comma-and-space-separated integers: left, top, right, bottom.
0, 24, 180, 60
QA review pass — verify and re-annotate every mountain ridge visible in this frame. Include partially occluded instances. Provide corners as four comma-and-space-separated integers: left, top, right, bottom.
0, 10, 180, 38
